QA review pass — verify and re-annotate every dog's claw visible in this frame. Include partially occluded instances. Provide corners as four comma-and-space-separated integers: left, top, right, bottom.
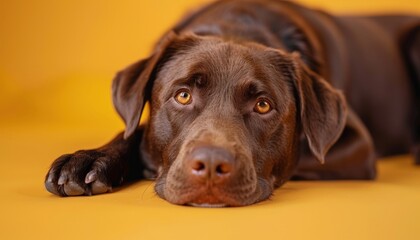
46, 172, 54, 182
85, 171, 97, 184
58, 175, 67, 185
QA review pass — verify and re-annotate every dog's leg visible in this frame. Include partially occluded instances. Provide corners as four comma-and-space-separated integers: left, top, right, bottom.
45, 128, 144, 196
293, 109, 377, 180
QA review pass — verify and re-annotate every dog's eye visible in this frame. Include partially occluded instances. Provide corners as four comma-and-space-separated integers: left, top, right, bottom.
254, 100, 272, 114
175, 90, 192, 105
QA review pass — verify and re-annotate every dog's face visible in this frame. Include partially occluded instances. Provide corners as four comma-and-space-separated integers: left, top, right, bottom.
112, 33, 346, 206
149, 35, 300, 207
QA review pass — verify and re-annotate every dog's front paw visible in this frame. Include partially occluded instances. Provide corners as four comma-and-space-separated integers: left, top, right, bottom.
45, 150, 124, 196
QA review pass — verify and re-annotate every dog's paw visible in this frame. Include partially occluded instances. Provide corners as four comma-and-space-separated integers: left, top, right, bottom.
45, 150, 124, 196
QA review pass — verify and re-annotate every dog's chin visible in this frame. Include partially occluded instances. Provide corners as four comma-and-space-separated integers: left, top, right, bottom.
155, 177, 273, 207
166, 192, 252, 207
183, 191, 241, 207
187, 203, 228, 208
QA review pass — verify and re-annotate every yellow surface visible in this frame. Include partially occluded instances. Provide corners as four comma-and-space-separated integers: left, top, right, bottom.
1, 0, 420, 239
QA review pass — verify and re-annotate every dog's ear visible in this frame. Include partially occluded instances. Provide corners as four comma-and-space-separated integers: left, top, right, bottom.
112, 31, 177, 139
268, 49, 347, 163
290, 53, 347, 164
112, 32, 204, 139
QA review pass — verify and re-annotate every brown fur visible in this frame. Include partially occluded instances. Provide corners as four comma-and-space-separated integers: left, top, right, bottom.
45, 0, 420, 206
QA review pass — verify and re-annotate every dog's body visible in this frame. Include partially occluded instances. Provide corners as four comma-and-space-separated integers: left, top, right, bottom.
45, 0, 420, 206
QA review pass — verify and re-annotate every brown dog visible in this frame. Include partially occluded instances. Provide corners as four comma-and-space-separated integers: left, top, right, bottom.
45, 0, 420, 207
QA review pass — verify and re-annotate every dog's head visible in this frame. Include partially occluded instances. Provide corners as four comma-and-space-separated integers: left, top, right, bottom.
112, 32, 346, 207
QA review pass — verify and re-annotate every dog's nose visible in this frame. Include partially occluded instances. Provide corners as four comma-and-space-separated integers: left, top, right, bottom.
187, 146, 235, 183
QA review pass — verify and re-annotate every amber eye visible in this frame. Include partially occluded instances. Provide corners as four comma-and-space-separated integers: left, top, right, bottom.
254, 100, 272, 114
175, 91, 192, 105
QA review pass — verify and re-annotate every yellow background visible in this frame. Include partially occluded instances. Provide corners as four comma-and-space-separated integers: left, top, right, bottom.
1, 1, 420, 239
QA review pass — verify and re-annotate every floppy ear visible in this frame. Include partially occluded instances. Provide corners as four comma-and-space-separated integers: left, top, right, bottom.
290, 53, 347, 164
112, 31, 177, 139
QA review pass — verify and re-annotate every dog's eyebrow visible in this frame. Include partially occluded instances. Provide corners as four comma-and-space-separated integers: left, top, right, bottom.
171, 62, 208, 87
171, 73, 206, 88
239, 80, 276, 99
251, 60, 280, 96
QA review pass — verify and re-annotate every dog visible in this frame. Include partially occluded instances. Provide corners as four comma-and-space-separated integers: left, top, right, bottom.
45, 0, 420, 207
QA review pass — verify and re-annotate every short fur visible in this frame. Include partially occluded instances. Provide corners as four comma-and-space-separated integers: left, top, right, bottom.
45, 0, 420, 206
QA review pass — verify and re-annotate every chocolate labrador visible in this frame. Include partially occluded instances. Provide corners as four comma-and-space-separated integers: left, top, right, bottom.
45, 0, 420, 207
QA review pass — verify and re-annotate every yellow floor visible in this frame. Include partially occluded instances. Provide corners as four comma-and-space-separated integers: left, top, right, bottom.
1, 126, 419, 240
1, 1, 420, 239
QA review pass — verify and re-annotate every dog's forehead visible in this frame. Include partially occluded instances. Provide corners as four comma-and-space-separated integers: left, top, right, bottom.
156, 39, 285, 94
167, 42, 251, 79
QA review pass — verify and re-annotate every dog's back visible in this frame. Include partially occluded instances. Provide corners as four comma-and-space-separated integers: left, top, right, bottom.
326, 14, 420, 156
